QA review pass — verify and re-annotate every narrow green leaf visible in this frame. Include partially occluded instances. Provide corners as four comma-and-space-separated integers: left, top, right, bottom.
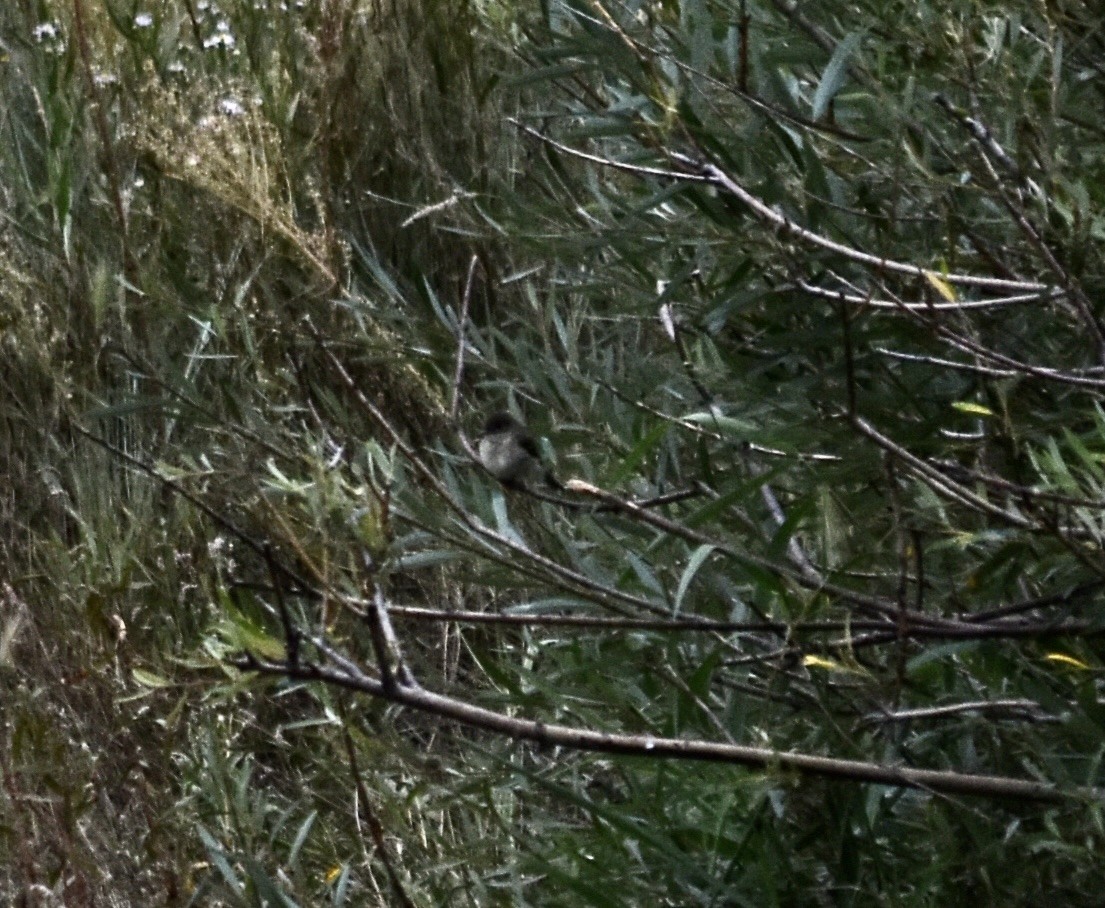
673, 544, 714, 616
609, 421, 669, 485
197, 825, 242, 891
287, 810, 317, 869
812, 32, 863, 120
132, 668, 173, 689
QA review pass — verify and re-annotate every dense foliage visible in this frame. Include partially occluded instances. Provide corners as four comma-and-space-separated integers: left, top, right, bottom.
1, 0, 1104, 905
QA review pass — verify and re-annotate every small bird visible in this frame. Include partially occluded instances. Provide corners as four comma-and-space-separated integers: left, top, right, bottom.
477, 411, 560, 489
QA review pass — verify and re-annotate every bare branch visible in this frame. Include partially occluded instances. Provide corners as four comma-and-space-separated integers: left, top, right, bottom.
237, 653, 1093, 803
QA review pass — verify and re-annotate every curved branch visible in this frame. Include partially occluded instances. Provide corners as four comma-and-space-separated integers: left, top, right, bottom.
237, 653, 1094, 804
673, 153, 1051, 294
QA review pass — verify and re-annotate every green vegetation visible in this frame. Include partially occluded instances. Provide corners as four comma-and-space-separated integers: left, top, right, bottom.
2, 0, 1104, 904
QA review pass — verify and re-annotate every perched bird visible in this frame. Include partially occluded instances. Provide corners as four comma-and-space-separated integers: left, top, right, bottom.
477, 411, 561, 489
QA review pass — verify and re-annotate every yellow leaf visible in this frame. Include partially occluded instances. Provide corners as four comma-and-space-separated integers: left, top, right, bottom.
951, 401, 994, 417
924, 271, 957, 302
803, 655, 855, 673
1044, 652, 1092, 670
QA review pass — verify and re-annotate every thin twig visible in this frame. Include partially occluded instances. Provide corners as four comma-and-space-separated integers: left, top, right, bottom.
449, 255, 480, 423
860, 699, 1053, 728
338, 702, 417, 908
565, 479, 977, 631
